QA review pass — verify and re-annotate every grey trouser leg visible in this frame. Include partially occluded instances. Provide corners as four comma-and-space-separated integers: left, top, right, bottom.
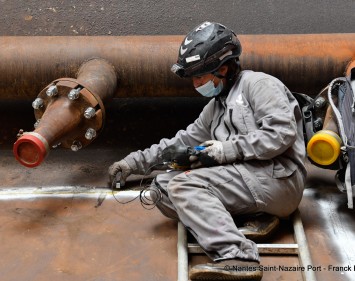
149, 170, 181, 221
149, 164, 304, 262
150, 165, 261, 262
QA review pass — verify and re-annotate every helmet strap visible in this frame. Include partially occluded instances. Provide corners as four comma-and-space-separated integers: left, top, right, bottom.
212, 72, 226, 79
216, 59, 241, 98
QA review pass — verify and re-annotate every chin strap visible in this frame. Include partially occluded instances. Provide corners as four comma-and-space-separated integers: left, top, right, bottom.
212, 72, 225, 79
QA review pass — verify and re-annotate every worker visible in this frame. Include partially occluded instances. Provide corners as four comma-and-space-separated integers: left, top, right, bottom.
108, 21, 306, 281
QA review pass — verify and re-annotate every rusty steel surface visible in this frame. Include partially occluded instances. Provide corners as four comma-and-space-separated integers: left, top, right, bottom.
0, 196, 178, 281
0, 34, 354, 100
0, 154, 355, 280
12, 58, 117, 167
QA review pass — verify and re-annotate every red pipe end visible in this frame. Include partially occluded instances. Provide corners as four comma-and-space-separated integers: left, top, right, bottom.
13, 132, 49, 168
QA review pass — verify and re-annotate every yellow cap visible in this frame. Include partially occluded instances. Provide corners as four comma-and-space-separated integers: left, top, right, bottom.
307, 130, 341, 166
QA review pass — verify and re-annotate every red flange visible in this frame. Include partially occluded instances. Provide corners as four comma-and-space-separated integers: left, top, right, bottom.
13, 132, 49, 168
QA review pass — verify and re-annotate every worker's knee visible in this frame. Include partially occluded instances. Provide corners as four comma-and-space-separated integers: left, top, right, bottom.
149, 175, 180, 220
155, 171, 181, 190
166, 171, 195, 199
147, 183, 162, 204
150, 172, 183, 203
147, 174, 168, 203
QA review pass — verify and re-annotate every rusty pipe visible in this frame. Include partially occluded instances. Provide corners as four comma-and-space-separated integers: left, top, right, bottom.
13, 58, 117, 168
0, 34, 354, 99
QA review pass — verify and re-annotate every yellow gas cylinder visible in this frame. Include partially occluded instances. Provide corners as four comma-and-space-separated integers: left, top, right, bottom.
307, 130, 342, 166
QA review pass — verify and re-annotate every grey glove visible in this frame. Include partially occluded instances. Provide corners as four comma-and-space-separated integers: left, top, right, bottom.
190, 140, 226, 169
108, 159, 132, 187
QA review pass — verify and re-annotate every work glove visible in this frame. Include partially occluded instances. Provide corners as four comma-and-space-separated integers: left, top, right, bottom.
108, 159, 132, 188
190, 140, 226, 169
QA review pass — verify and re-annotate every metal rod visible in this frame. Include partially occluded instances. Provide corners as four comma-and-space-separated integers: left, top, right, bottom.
188, 243, 298, 255
293, 209, 318, 281
177, 222, 189, 281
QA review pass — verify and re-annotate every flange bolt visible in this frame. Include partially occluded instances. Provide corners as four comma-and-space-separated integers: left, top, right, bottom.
32, 98, 44, 109
46, 85, 58, 97
84, 107, 96, 119
68, 88, 81, 100
85, 128, 97, 140
71, 140, 82, 152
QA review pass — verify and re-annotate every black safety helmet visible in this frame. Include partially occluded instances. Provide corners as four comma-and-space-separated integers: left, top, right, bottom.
171, 21, 242, 78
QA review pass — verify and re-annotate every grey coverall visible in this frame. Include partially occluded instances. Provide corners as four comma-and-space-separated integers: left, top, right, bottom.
123, 71, 307, 262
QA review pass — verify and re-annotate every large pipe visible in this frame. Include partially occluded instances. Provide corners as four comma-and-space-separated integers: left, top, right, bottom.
0, 34, 354, 99
13, 58, 117, 167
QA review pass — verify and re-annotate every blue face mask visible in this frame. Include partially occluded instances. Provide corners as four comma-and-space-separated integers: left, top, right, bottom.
195, 78, 224, 97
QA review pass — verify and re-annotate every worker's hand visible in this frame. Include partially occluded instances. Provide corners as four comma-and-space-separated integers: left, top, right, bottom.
108, 160, 132, 188
200, 140, 226, 163
190, 140, 226, 169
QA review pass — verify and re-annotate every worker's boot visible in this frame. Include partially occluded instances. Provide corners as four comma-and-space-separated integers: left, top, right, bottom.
189, 258, 262, 281
238, 213, 280, 242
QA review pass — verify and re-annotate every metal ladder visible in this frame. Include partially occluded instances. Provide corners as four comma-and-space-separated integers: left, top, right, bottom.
177, 209, 317, 281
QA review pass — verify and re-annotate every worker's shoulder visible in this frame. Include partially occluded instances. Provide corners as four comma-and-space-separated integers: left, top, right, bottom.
242, 70, 283, 86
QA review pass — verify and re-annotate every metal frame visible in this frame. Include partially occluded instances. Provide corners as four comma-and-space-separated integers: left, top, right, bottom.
177, 209, 317, 281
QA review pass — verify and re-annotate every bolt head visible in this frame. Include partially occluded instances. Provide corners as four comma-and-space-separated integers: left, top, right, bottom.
68, 88, 80, 100
34, 119, 41, 128
84, 107, 96, 119
85, 128, 97, 140
313, 118, 323, 130
32, 98, 44, 109
71, 141, 82, 152
46, 85, 58, 97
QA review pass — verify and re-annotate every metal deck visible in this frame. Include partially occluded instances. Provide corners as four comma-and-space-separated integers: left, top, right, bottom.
0, 147, 355, 281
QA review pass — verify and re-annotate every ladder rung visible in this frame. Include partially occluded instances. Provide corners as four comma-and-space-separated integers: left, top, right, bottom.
188, 243, 299, 255
179, 209, 317, 281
